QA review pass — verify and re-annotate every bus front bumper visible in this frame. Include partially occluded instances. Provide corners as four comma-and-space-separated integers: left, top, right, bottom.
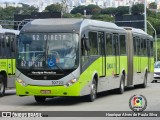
15, 81, 81, 97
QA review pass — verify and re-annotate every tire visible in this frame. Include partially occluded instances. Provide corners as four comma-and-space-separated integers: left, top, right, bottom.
117, 74, 125, 94
34, 96, 46, 103
87, 78, 97, 102
134, 72, 148, 88
0, 75, 5, 97
141, 72, 147, 88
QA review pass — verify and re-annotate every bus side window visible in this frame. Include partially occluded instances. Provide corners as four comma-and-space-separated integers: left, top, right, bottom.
150, 40, 153, 57
147, 39, 150, 57
144, 39, 147, 56
136, 37, 140, 56
1, 35, 5, 57
119, 35, 126, 55
0, 34, 2, 57
5, 35, 11, 58
106, 33, 112, 56
89, 31, 98, 55
11, 35, 16, 57
133, 37, 136, 55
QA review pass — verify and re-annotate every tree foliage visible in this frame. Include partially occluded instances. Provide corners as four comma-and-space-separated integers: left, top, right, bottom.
91, 14, 114, 22
101, 7, 117, 16
0, 4, 38, 20
70, 5, 86, 15
131, 4, 144, 15
116, 6, 129, 15
71, 4, 101, 15
149, 2, 157, 9
45, 3, 63, 12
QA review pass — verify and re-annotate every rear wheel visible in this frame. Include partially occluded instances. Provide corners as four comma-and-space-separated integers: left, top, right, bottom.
117, 74, 125, 94
34, 96, 46, 103
87, 78, 97, 102
141, 72, 147, 88
0, 75, 5, 97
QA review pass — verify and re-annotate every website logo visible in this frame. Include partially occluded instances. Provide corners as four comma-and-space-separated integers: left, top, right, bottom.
129, 95, 147, 112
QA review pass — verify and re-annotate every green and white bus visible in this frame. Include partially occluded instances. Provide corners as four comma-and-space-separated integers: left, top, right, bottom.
15, 19, 154, 102
0, 28, 19, 96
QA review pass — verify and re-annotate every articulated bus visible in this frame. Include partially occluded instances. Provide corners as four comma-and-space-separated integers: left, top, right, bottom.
15, 19, 154, 103
0, 28, 19, 96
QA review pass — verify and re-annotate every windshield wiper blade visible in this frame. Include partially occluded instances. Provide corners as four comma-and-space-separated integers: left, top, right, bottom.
53, 62, 64, 73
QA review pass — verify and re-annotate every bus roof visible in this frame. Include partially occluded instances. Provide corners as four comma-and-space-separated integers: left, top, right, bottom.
0, 28, 19, 35
123, 27, 153, 39
20, 18, 125, 33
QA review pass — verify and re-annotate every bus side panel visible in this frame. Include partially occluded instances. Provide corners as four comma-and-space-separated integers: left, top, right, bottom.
0, 59, 8, 72
79, 57, 102, 96
133, 57, 148, 85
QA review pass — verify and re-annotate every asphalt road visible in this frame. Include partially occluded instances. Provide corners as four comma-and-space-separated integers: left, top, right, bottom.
0, 82, 160, 120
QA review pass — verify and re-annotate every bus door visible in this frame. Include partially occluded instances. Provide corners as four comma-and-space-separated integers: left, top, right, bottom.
5, 33, 16, 75
113, 34, 120, 75
136, 37, 141, 73
98, 32, 106, 76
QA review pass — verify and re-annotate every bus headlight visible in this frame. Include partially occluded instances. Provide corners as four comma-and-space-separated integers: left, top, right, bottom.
17, 79, 27, 86
65, 79, 77, 87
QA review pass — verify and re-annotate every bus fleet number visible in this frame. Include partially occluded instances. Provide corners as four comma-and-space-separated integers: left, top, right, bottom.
52, 81, 63, 85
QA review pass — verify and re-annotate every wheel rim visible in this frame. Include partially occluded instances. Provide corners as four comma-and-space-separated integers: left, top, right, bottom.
91, 82, 96, 100
121, 80, 124, 92
0, 79, 4, 93
144, 74, 147, 86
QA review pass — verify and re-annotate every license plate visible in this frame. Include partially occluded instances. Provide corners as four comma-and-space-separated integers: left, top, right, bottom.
40, 90, 51, 94
52, 81, 63, 85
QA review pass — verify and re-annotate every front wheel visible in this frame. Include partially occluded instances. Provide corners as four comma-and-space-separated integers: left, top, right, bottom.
0, 75, 5, 97
34, 96, 46, 103
87, 78, 97, 102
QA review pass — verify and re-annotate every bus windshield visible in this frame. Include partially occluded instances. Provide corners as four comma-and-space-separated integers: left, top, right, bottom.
17, 33, 79, 70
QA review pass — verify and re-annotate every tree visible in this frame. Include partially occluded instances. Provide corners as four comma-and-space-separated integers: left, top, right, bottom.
131, 4, 144, 15
85, 4, 101, 15
91, 14, 114, 22
101, 7, 117, 16
45, 3, 63, 12
71, 4, 101, 15
70, 5, 86, 15
0, 4, 38, 20
149, 2, 157, 9
116, 6, 129, 16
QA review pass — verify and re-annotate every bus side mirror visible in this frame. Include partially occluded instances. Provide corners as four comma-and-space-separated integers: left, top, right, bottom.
81, 37, 90, 51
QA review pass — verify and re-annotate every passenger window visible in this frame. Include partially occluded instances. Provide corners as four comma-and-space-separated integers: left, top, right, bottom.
89, 32, 98, 55
106, 33, 112, 56
119, 35, 126, 55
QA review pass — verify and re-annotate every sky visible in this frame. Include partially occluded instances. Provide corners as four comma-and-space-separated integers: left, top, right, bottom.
1, 0, 20, 2
0, 0, 60, 2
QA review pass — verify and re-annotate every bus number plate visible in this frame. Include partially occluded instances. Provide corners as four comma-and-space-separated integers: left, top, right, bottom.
52, 81, 63, 86
40, 90, 51, 94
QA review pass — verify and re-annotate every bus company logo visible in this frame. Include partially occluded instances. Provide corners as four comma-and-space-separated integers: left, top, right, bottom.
129, 95, 147, 112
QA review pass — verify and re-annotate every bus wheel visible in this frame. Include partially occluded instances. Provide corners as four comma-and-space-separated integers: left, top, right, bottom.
117, 74, 125, 94
87, 78, 97, 102
141, 72, 147, 88
0, 75, 5, 97
34, 96, 46, 103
